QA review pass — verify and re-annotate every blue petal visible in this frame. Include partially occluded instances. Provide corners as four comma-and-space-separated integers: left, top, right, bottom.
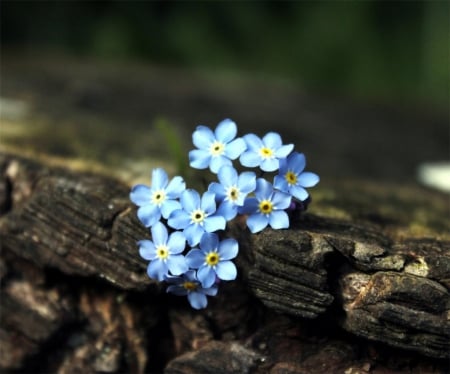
298, 172, 320, 187
166, 284, 188, 296
137, 204, 161, 227
167, 255, 188, 276
239, 197, 259, 214
243, 133, 262, 151
167, 209, 191, 230
202, 285, 218, 296
188, 291, 207, 309
269, 210, 290, 229
199, 232, 219, 252
218, 165, 237, 187
246, 214, 269, 233
161, 199, 181, 219
130, 185, 151, 206
274, 144, 294, 158
225, 137, 246, 159
201, 191, 217, 214
262, 132, 282, 149
278, 157, 288, 174
189, 149, 211, 169
203, 215, 226, 232
197, 266, 216, 288
147, 260, 168, 281
138, 240, 156, 260
151, 168, 168, 190
167, 231, 186, 254
210, 155, 231, 173
192, 125, 215, 149
150, 222, 168, 246
181, 189, 200, 213
215, 118, 237, 143
217, 201, 238, 220
261, 158, 279, 172
237, 171, 256, 194
288, 152, 306, 173
289, 185, 309, 201
208, 182, 225, 200
255, 178, 273, 199
272, 191, 292, 209
215, 261, 237, 281
218, 238, 238, 260
240, 151, 261, 168
165, 176, 186, 198
185, 249, 205, 268
184, 224, 205, 246
273, 175, 289, 193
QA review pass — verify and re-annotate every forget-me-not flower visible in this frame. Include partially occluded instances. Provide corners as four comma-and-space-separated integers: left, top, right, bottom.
239, 178, 292, 233
168, 189, 226, 246
185, 232, 238, 288
274, 151, 320, 201
239, 132, 294, 172
189, 119, 246, 173
208, 165, 256, 220
138, 222, 188, 281
130, 168, 185, 227
166, 270, 218, 309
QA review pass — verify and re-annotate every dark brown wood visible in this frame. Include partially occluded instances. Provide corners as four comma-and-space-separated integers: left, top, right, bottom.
0, 152, 449, 372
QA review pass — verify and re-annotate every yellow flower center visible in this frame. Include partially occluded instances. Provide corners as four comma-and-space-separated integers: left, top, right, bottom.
259, 200, 273, 214
183, 281, 198, 291
259, 147, 273, 159
191, 209, 206, 224
156, 245, 169, 260
210, 141, 225, 156
206, 252, 220, 266
285, 171, 297, 185
151, 189, 166, 206
226, 186, 240, 202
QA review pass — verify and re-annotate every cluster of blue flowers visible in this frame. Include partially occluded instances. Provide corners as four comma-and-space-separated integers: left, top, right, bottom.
130, 119, 319, 309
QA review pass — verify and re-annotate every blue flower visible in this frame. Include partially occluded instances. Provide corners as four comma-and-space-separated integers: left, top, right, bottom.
138, 222, 188, 281
166, 270, 218, 309
185, 232, 238, 288
189, 119, 247, 173
130, 168, 186, 227
239, 178, 292, 233
239, 132, 294, 172
208, 165, 256, 220
274, 152, 320, 201
168, 189, 226, 246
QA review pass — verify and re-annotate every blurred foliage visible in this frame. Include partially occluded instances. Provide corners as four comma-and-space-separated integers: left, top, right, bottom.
1, 1, 448, 106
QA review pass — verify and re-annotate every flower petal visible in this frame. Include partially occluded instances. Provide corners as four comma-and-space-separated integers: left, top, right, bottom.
199, 232, 219, 252
188, 291, 208, 309
289, 185, 309, 201
150, 221, 168, 245
197, 266, 216, 288
208, 182, 225, 200
201, 191, 217, 214
130, 184, 151, 206
193, 125, 215, 149
138, 240, 156, 260
274, 144, 294, 158
215, 261, 237, 281
215, 118, 237, 143
203, 215, 226, 232
255, 178, 273, 199
189, 149, 211, 169
167, 255, 188, 276
217, 201, 238, 220
271, 191, 292, 209
151, 168, 168, 189
137, 204, 161, 227
184, 223, 205, 246
167, 209, 191, 230
165, 176, 186, 198
239, 197, 259, 214
262, 132, 282, 149
218, 238, 238, 260
167, 231, 186, 254
237, 171, 256, 194
166, 284, 188, 296
261, 158, 279, 172
224, 137, 246, 159
210, 155, 231, 173
202, 285, 218, 296
181, 189, 200, 213
147, 260, 168, 281
239, 151, 261, 168
246, 213, 269, 233
288, 152, 306, 173
217, 165, 237, 187
269, 210, 290, 229
298, 172, 320, 187
273, 175, 289, 193
243, 133, 263, 151
186, 248, 206, 268
161, 199, 181, 219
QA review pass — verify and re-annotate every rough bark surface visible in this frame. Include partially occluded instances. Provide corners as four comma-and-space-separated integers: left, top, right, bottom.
1, 152, 449, 373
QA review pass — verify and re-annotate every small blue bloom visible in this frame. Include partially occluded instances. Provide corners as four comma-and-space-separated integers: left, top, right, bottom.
274, 152, 320, 201
208, 165, 256, 220
185, 232, 238, 288
166, 270, 218, 309
239, 178, 292, 233
239, 132, 294, 172
138, 222, 188, 281
168, 189, 226, 246
189, 119, 247, 173
130, 168, 186, 227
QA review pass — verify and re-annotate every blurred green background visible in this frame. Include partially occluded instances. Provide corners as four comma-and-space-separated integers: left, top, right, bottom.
2, 1, 448, 108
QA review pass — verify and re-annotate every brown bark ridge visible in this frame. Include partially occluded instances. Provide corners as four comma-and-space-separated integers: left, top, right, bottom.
0, 151, 449, 373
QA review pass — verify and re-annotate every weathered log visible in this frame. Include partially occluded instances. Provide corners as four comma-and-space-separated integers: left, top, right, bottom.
0, 151, 449, 372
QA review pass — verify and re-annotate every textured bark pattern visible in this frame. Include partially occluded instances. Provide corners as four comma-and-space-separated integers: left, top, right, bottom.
0, 152, 449, 372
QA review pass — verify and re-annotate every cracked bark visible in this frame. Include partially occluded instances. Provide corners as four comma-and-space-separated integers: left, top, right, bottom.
0, 152, 449, 372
